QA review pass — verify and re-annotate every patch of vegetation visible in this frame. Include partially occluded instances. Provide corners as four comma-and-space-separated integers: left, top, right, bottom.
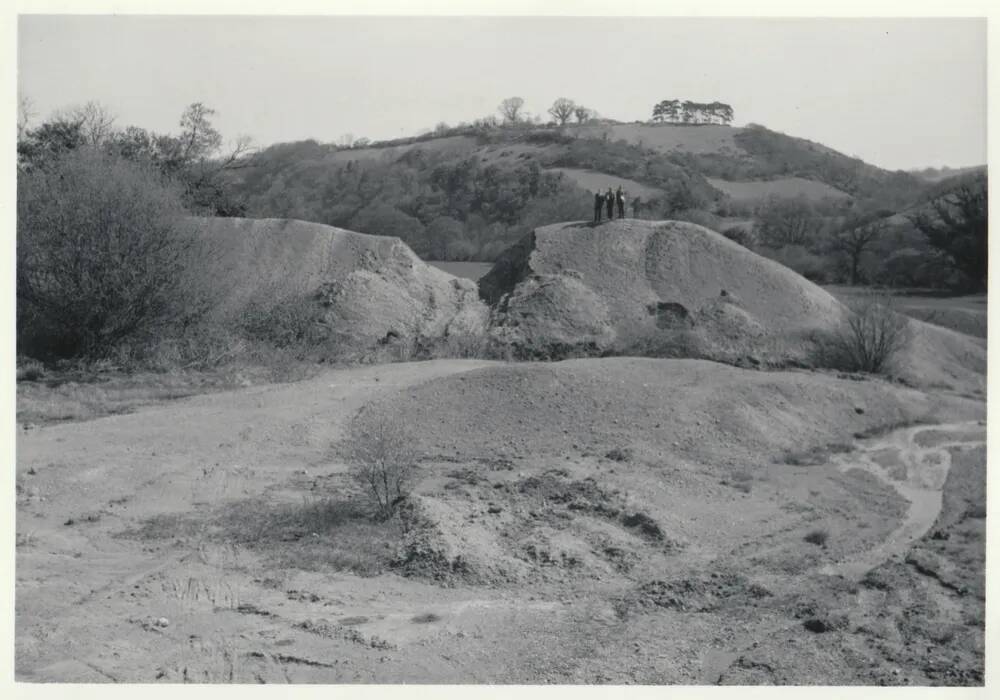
340, 408, 421, 521
411, 612, 442, 624
128, 496, 400, 576
604, 447, 633, 462
811, 293, 912, 375
803, 529, 830, 547
782, 442, 853, 467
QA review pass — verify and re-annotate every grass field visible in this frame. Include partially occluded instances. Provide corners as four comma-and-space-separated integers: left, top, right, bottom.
707, 176, 851, 203
546, 167, 664, 199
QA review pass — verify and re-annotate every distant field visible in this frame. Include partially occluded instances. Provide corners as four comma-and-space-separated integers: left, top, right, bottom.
428, 260, 493, 281
570, 123, 745, 155
546, 168, 664, 199
707, 176, 851, 203
826, 286, 987, 339
327, 135, 477, 164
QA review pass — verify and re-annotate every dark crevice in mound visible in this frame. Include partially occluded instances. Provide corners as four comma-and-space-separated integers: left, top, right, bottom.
478, 231, 536, 306
646, 301, 693, 330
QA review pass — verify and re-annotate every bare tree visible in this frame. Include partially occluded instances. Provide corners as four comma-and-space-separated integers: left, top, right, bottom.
830, 216, 887, 285
497, 96, 525, 124
67, 101, 117, 145
820, 293, 911, 375
573, 105, 599, 124
341, 409, 421, 520
178, 102, 223, 161
548, 98, 576, 126
755, 195, 818, 247
17, 94, 35, 140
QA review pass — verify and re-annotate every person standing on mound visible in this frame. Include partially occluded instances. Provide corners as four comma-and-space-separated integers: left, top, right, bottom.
593, 191, 604, 223
616, 186, 626, 219
606, 187, 615, 220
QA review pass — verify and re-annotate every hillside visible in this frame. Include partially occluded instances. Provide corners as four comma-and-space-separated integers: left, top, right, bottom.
224, 122, 938, 265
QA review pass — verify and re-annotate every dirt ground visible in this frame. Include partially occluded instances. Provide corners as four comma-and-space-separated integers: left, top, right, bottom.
15, 358, 985, 684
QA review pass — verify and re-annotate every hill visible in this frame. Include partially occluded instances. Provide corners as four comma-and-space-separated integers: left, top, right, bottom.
478, 219, 985, 393
224, 122, 938, 266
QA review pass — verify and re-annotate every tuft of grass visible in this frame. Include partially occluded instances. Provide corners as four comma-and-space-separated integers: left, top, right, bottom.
128, 496, 401, 576
604, 447, 633, 462
803, 529, 830, 547
411, 612, 442, 624
782, 443, 853, 467
721, 468, 754, 493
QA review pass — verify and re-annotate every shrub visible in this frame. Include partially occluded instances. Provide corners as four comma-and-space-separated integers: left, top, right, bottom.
814, 293, 911, 375
803, 529, 829, 547
341, 408, 421, 520
17, 148, 212, 359
237, 291, 324, 349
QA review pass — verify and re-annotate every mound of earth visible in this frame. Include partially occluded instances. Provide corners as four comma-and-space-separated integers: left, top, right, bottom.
479, 219, 985, 392
365, 358, 978, 468
480, 219, 846, 357
194, 217, 487, 352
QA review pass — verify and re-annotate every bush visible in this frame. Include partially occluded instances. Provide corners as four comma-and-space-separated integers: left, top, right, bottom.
803, 529, 829, 547
17, 148, 211, 359
814, 293, 911, 375
341, 409, 421, 520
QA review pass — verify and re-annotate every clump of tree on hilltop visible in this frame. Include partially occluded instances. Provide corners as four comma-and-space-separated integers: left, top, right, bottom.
651, 99, 734, 125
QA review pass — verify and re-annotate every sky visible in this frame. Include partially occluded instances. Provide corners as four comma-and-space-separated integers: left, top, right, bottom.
18, 15, 987, 171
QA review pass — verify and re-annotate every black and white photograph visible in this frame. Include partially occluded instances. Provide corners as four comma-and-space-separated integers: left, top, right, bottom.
9, 3, 992, 689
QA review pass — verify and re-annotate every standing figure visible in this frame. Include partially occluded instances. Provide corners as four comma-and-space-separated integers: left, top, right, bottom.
605, 187, 615, 220
631, 196, 642, 219
616, 186, 626, 219
593, 191, 604, 223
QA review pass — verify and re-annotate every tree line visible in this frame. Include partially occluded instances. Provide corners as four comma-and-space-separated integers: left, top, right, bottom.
651, 99, 734, 125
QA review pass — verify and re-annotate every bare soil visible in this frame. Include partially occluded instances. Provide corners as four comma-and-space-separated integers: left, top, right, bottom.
15, 357, 985, 684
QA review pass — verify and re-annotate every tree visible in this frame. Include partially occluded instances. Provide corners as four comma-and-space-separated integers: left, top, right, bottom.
830, 213, 889, 285
909, 177, 988, 291
341, 408, 420, 520
178, 102, 223, 161
573, 105, 593, 124
58, 101, 117, 145
17, 148, 209, 358
17, 95, 35, 140
548, 98, 576, 126
755, 195, 819, 248
17, 117, 87, 170
498, 96, 525, 124
423, 216, 465, 260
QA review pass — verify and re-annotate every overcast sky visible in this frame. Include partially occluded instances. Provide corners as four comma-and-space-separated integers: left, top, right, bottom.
18, 16, 986, 171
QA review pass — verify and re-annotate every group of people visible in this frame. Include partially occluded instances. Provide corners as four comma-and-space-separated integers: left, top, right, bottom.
594, 185, 628, 223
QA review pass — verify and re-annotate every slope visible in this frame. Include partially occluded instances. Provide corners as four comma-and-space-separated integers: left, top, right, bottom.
193, 217, 488, 352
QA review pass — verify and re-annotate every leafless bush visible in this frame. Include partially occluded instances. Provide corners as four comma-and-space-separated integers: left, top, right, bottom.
814, 293, 911, 375
17, 148, 216, 359
341, 409, 421, 520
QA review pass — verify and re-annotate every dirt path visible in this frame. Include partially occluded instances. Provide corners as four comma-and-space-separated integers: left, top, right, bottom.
16, 359, 501, 682
820, 421, 985, 578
